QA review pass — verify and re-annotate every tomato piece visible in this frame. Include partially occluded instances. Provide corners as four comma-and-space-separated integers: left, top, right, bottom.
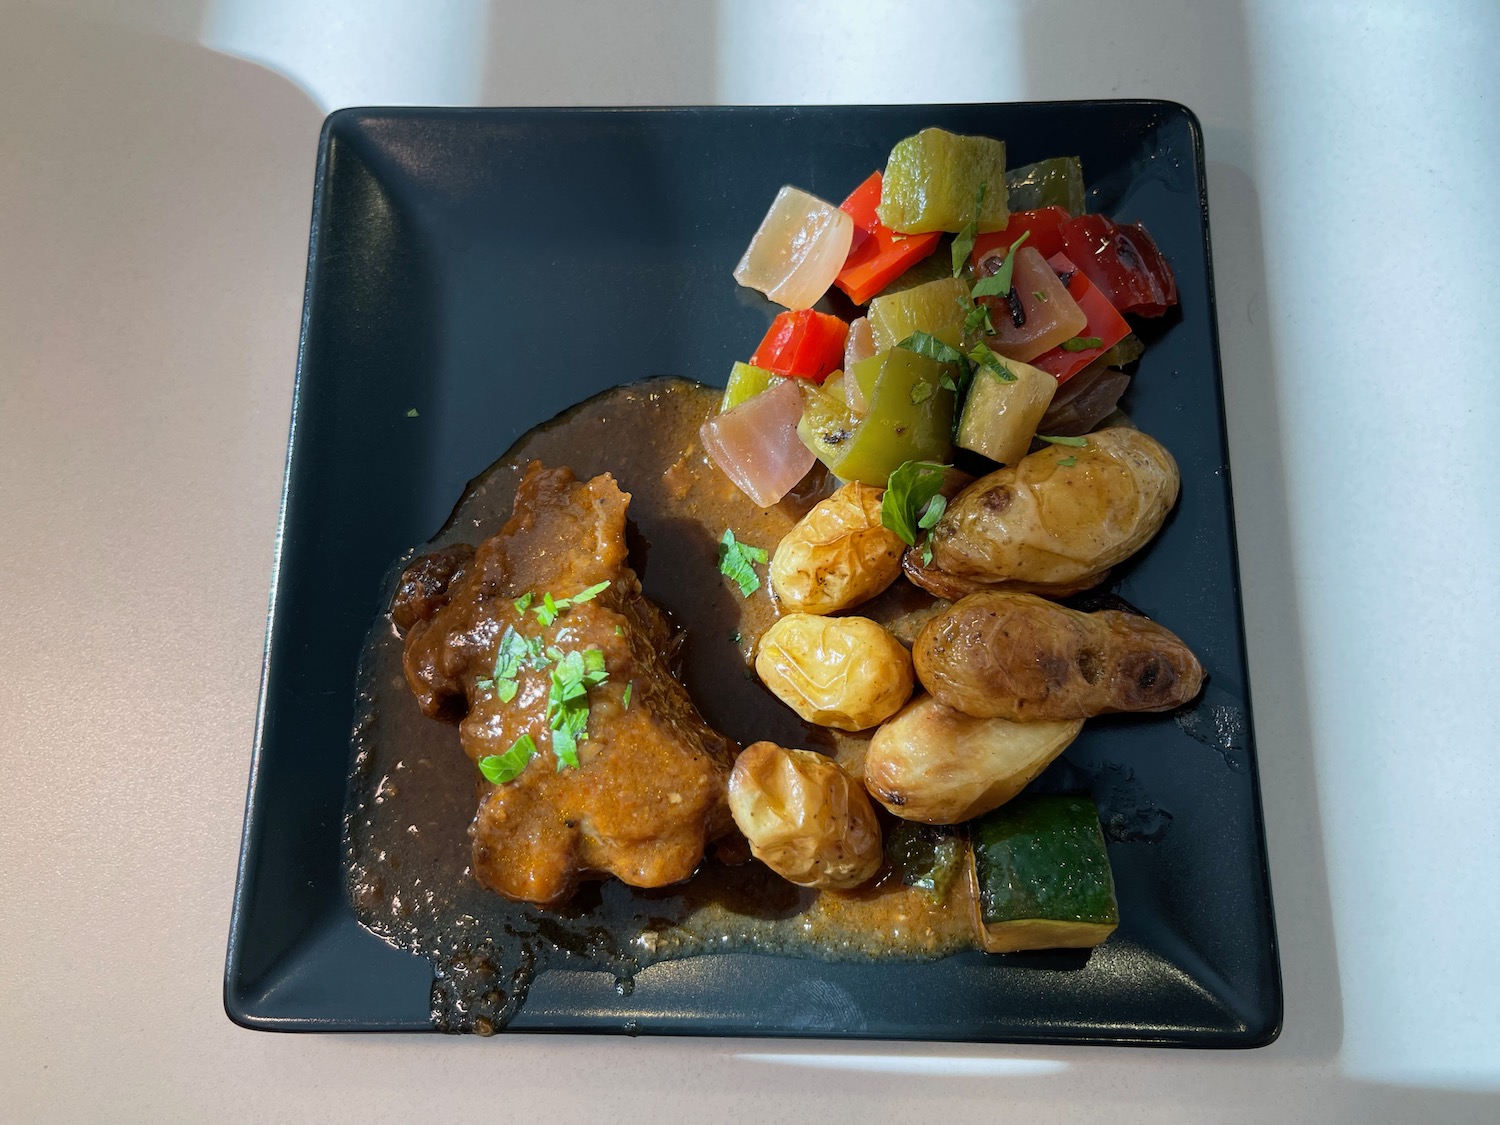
1057, 214, 1178, 316
833, 171, 941, 305
1030, 253, 1132, 382
971, 206, 1070, 268
750, 309, 849, 383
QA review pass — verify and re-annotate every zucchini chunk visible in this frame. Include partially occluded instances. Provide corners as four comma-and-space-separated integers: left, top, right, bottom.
969, 793, 1118, 953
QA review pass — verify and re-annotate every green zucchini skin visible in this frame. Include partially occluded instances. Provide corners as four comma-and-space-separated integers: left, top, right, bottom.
970, 793, 1118, 953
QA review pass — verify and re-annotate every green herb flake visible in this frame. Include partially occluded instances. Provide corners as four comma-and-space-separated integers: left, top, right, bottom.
1061, 336, 1105, 352
493, 626, 529, 682
622, 681, 633, 708
968, 341, 1017, 382
496, 679, 519, 703
1037, 434, 1089, 448
962, 300, 996, 338
1033, 290, 1049, 303
917, 494, 948, 531
881, 461, 951, 548
729, 629, 742, 645
718, 529, 767, 597
938, 373, 958, 393
477, 734, 537, 785
513, 592, 534, 613
920, 539, 935, 566
531, 581, 611, 626
970, 231, 1030, 300
1057, 456, 1078, 468
546, 648, 606, 771
950, 182, 986, 277
896, 331, 967, 368
909, 379, 934, 405
570, 580, 610, 604
614, 624, 624, 637
534, 591, 561, 626
474, 677, 495, 694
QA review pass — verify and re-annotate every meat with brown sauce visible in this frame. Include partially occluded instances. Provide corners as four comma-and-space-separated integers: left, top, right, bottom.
394, 461, 739, 907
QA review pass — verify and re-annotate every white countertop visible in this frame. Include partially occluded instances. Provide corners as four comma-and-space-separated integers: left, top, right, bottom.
3, 1, 1497, 1121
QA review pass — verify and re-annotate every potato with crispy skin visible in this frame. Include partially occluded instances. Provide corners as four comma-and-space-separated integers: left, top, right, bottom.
864, 695, 1082, 824
728, 741, 883, 889
756, 613, 914, 731
770, 481, 905, 614
913, 591, 1204, 721
904, 427, 1179, 599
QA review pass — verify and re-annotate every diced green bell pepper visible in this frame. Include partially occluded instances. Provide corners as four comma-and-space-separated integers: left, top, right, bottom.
720, 361, 782, 412
868, 276, 971, 352
877, 128, 1010, 234
809, 349, 954, 484
1005, 156, 1086, 215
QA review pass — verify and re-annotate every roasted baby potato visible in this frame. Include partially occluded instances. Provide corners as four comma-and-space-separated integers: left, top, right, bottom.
864, 695, 1083, 824
770, 481, 905, 614
913, 591, 1204, 721
756, 613, 914, 731
728, 741, 884, 889
904, 427, 1179, 599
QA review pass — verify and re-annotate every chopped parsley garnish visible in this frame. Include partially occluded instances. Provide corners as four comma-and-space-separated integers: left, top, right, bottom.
547, 647, 609, 770
718, 529, 768, 597
881, 461, 950, 561
513, 592, 533, 613
909, 379, 934, 405
1060, 336, 1104, 352
622, 681, 633, 708
477, 734, 536, 785
896, 331, 967, 368
950, 182, 986, 276
405, 408, 420, 418
970, 231, 1030, 299
1057, 456, 1078, 468
1033, 290, 1049, 303
1038, 434, 1089, 448
968, 341, 1017, 381
532, 580, 611, 626
938, 373, 958, 393
962, 300, 996, 338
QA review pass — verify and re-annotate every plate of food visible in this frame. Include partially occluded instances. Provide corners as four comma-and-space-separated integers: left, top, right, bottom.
225, 102, 1280, 1045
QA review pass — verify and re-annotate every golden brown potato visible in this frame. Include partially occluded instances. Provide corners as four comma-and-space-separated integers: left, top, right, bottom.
864, 695, 1082, 824
770, 481, 905, 614
756, 613, 914, 731
728, 741, 883, 889
913, 591, 1204, 721
904, 427, 1179, 599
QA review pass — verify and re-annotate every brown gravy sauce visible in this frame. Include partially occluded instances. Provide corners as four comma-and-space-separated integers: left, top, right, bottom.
344, 377, 974, 1034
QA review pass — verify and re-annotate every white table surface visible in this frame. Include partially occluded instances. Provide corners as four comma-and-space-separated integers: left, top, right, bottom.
3, 1, 1498, 1121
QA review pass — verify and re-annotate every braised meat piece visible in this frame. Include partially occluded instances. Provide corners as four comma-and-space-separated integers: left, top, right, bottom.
395, 462, 739, 907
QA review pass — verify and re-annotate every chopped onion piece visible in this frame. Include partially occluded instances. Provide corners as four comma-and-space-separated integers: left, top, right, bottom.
1037, 367, 1131, 436
978, 246, 1087, 362
700, 378, 816, 507
843, 318, 876, 413
734, 186, 855, 310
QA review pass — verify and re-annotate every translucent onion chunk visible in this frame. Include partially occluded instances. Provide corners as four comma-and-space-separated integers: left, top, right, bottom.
979, 246, 1087, 362
700, 378, 816, 507
843, 317, 876, 413
734, 186, 854, 310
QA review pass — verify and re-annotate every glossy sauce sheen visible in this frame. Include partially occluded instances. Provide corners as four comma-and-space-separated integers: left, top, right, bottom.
344, 378, 975, 1034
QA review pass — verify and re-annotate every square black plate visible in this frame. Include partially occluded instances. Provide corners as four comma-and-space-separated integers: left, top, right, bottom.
226, 103, 1280, 1045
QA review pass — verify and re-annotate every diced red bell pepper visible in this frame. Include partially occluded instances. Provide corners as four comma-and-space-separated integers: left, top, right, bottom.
1057, 213, 1178, 316
750, 309, 848, 383
833, 171, 941, 305
970, 206, 1070, 269
1030, 253, 1132, 382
